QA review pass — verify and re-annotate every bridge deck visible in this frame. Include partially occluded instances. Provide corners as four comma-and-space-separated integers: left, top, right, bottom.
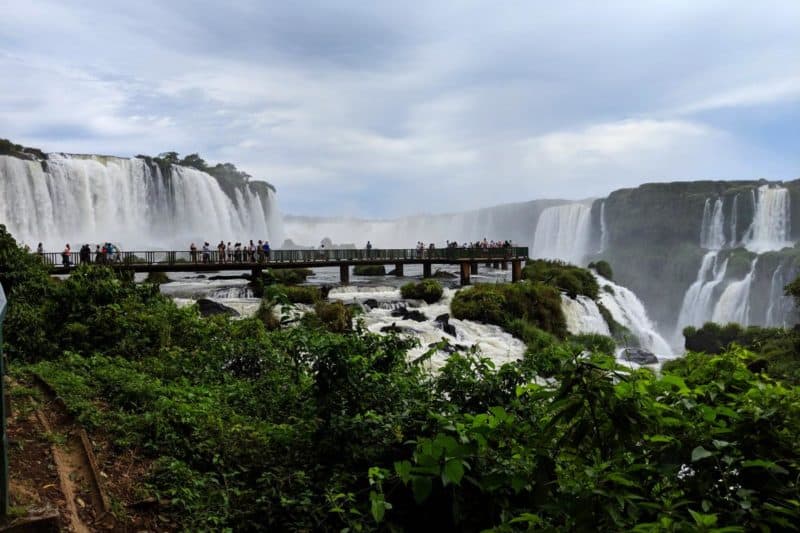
36, 248, 529, 280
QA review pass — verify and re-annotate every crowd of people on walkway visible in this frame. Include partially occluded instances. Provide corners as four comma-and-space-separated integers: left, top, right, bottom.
40, 242, 124, 267
36, 237, 517, 269
189, 240, 271, 264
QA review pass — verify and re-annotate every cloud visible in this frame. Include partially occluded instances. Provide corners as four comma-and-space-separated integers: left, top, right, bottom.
0, 0, 798, 217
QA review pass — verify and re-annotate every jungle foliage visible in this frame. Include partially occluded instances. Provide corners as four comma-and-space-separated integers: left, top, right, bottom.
451, 281, 567, 338
1, 224, 799, 531
522, 259, 599, 299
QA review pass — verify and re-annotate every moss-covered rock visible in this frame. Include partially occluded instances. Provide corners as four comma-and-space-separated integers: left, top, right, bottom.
313, 301, 352, 333
400, 280, 443, 304
353, 265, 386, 276
264, 284, 321, 304
451, 281, 566, 338
587, 260, 613, 280
522, 259, 599, 300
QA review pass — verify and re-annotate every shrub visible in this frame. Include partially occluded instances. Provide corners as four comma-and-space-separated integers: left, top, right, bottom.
313, 301, 352, 333
400, 279, 443, 304
265, 284, 320, 304
451, 281, 566, 338
569, 333, 616, 354
267, 268, 313, 285
522, 259, 599, 299
145, 271, 171, 285
353, 265, 386, 276
588, 260, 613, 280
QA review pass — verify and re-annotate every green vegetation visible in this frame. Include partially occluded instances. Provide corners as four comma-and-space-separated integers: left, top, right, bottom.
353, 265, 386, 276
264, 283, 321, 304
252, 268, 314, 296
0, 138, 47, 160
451, 281, 567, 338
588, 260, 613, 280
522, 259, 599, 299
400, 279, 443, 304
681, 322, 800, 384
2, 223, 800, 530
144, 271, 171, 285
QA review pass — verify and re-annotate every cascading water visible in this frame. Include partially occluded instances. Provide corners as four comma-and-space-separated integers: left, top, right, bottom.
729, 194, 739, 247
674, 251, 728, 338
711, 258, 758, 325
743, 185, 792, 253
765, 263, 786, 326
700, 198, 725, 250
0, 154, 282, 249
561, 294, 611, 336
598, 201, 609, 253
595, 274, 674, 357
532, 203, 593, 264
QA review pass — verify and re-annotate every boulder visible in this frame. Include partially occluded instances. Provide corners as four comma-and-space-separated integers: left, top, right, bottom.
391, 307, 427, 322
428, 340, 470, 354
380, 323, 414, 334
363, 298, 379, 310
196, 298, 240, 317
620, 348, 657, 365
434, 313, 457, 337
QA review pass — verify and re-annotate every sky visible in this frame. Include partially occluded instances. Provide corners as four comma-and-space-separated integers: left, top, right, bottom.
1, 0, 798, 218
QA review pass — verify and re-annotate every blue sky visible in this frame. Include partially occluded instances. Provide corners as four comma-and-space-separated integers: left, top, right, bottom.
1, 0, 798, 217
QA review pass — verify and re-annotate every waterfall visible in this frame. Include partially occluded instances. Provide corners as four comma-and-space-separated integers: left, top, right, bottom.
0, 154, 282, 249
743, 185, 792, 253
598, 201, 609, 253
674, 251, 729, 339
729, 194, 739, 247
561, 294, 611, 336
532, 203, 593, 264
711, 258, 758, 325
764, 263, 796, 327
595, 274, 674, 357
700, 198, 725, 250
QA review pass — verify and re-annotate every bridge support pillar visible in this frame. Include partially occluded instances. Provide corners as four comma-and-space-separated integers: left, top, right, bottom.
492, 262, 500, 269
511, 260, 522, 282
251, 267, 263, 280
470, 263, 478, 275
340, 264, 350, 285
423, 263, 432, 278
501, 261, 508, 271
394, 263, 404, 277
460, 263, 471, 286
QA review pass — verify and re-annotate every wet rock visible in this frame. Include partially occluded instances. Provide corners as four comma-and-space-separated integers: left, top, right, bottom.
363, 298, 379, 310
391, 307, 427, 322
432, 270, 457, 279
428, 340, 470, 354
434, 313, 457, 337
196, 298, 240, 317
208, 274, 247, 281
620, 348, 657, 365
380, 323, 414, 334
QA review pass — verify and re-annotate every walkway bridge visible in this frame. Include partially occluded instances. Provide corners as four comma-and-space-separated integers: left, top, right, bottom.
38, 247, 529, 285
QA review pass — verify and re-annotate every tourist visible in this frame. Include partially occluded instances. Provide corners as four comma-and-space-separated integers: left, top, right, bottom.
234, 242, 242, 262
36, 242, 43, 257
202, 242, 211, 264
190, 243, 198, 263
61, 244, 71, 268
248, 240, 256, 262
366, 240, 372, 258
94, 245, 102, 264
263, 240, 271, 261
256, 240, 264, 262
227, 241, 234, 263
79, 244, 91, 265
217, 241, 225, 263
